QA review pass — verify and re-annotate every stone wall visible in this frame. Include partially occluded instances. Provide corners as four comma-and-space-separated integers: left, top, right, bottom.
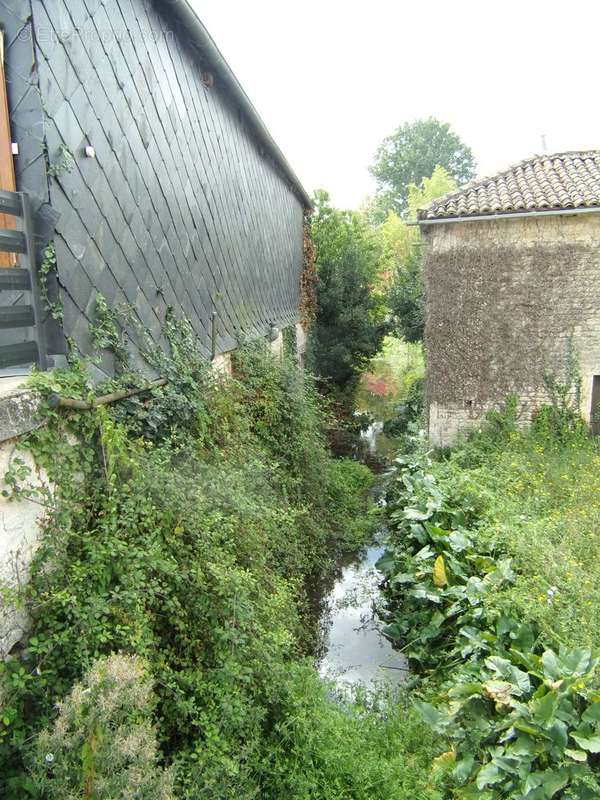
423, 213, 600, 446
0, 382, 46, 657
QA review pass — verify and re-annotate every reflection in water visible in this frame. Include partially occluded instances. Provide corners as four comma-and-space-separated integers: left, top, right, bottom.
318, 544, 408, 691
360, 421, 383, 455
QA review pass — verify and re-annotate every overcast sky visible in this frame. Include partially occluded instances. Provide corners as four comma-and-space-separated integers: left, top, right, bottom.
192, 0, 600, 209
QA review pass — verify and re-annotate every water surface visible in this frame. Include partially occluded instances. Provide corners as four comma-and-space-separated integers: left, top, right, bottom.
318, 544, 408, 691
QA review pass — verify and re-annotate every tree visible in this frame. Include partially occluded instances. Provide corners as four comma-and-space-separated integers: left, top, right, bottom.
308, 190, 388, 408
370, 117, 475, 216
384, 166, 457, 342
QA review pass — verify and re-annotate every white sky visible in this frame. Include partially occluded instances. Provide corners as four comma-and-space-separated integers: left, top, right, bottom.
192, 0, 600, 209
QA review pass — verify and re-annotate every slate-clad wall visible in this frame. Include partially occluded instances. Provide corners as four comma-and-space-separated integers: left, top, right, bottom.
4, 0, 304, 369
2, 0, 64, 359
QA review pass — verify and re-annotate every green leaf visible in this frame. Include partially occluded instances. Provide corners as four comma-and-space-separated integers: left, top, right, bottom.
374, 551, 396, 574
390, 572, 416, 586
415, 701, 450, 734
542, 650, 562, 681
452, 753, 475, 783
448, 530, 471, 551
485, 655, 531, 696
541, 767, 570, 797
423, 522, 451, 541
582, 702, 600, 723
514, 719, 542, 736
531, 691, 558, 726
404, 507, 431, 521
546, 719, 568, 750
415, 544, 435, 560
570, 733, 600, 753
508, 733, 537, 756
560, 647, 594, 677
476, 762, 503, 789
448, 682, 483, 700
565, 748, 587, 762
544, 647, 594, 680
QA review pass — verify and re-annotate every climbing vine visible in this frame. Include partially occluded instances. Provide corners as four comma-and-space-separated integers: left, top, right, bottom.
47, 144, 75, 178
298, 218, 317, 329
38, 243, 63, 322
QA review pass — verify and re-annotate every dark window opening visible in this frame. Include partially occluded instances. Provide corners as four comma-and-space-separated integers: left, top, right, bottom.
591, 376, 600, 436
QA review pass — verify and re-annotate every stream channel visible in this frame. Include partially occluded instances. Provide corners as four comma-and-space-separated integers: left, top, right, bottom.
317, 422, 409, 692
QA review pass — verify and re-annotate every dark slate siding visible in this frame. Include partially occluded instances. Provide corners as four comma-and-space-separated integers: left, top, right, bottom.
4, 0, 304, 366
1, 0, 64, 359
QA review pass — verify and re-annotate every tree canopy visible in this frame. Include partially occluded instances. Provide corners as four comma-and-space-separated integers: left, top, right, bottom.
309, 190, 388, 407
370, 117, 475, 216
383, 166, 457, 342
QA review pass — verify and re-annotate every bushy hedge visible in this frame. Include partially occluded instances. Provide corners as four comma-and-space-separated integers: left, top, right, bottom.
0, 332, 436, 799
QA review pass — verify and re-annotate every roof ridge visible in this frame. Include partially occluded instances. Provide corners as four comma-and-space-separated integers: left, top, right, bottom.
417, 150, 600, 221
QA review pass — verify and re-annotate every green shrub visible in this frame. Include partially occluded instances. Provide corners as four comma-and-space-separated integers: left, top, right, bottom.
29, 654, 173, 800
382, 376, 424, 442
0, 329, 397, 798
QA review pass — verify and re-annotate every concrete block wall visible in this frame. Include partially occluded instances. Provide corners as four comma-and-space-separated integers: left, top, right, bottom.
423, 213, 600, 446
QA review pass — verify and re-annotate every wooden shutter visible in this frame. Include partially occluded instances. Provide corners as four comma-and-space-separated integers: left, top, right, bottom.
0, 31, 17, 267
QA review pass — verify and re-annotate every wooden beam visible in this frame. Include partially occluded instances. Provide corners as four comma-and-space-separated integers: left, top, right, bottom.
0, 32, 17, 267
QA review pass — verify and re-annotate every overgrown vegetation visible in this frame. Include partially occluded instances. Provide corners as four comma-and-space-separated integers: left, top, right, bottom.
0, 314, 439, 798
307, 190, 388, 414
378, 399, 600, 798
382, 165, 457, 344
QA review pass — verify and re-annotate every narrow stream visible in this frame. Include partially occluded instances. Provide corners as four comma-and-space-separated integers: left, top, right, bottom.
318, 544, 408, 690
317, 421, 409, 691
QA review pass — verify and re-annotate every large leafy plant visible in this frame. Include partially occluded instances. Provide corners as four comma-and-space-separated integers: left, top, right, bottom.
421, 647, 600, 798
378, 454, 600, 798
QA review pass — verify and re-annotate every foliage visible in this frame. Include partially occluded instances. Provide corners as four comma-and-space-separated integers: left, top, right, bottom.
38, 243, 63, 323
382, 166, 457, 343
356, 336, 424, 420
1, 316, 438, 798
388, 245, 424, 342
89, 294, 130, 369
29, 654, 174, 800
370, 118, 475, 217
377, 452, 511, 671
382, 376, 424, 442
299, 220, 318, 328
378, 406, 600, 798
533, 339, 586, 443
258, 671, 442, 800
47, 144, 75, 178
420, 647, 600, 799
405, 165, 459, 222
307, 190, 388, 410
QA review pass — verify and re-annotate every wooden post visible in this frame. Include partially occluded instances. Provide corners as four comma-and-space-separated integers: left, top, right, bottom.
0, 31, 17, 267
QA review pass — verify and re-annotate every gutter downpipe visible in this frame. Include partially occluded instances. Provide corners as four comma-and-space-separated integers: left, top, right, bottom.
166, 0, 312, 210
412, 206, 600, 226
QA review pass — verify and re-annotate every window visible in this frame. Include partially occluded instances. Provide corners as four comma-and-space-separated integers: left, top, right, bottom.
591, 376, 600, 436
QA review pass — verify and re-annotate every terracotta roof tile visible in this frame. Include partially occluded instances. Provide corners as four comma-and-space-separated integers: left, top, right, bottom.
418, 151, 600, 221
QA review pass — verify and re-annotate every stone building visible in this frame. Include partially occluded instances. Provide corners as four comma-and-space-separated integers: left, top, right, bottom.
417, 151, 600, 446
